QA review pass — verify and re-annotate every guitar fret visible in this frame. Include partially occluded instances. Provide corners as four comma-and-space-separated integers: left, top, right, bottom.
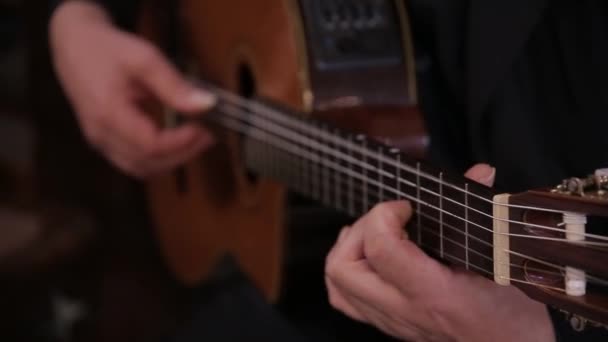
378, 146, 384, 202
334, 129, 341, 211
268, 136, 276, 180
300, 137, 306, 193
416, 162, 422, 245
348, 136, 355, 216
225, 98, 500, 270
322, 126, 330, 206
214, 94, 501, 286
312, 137, 319, 200
294, 134, 302, 192
440, 172, 444, 259
394, 149, 402, 201
465, 183, 470, 271
359, 135, 368, 214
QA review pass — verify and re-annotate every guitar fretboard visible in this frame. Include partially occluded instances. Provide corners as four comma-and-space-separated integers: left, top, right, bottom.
206, 91, 497, 277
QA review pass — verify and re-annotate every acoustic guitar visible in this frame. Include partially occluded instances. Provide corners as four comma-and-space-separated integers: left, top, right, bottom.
140, 0, 608, 329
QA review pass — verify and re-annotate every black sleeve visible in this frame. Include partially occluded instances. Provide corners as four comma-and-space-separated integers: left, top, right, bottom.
407, 0, 473, 174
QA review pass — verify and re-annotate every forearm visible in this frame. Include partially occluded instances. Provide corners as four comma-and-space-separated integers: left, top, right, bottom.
437, 273, 555, 342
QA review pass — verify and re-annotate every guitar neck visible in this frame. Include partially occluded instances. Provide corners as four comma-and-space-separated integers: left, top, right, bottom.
208, 95, 497, 277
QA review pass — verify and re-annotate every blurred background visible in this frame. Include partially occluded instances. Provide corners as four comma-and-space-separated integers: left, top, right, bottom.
1, 1, 188, 341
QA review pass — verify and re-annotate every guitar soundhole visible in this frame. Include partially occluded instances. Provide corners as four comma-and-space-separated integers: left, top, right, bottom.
237, 63, 260, 185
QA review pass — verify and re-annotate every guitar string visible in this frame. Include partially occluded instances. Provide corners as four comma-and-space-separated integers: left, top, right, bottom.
314, 171, 608, 286
208, 86, 576, 216
506, 250, 608, 287
277, 151, 495, 249
211, 103, 608, 245
248, 135, 608, 288
420, 244, 567, 292
217, 101, 608, 242
427, 225, 608, 286
296, 169, 608, 287
245, 125, 608, 288
351, 181, 608, 287
427, 244, 606, 291
211, 99, 608, 242
213, 112, 608, 248
293, 153, 608, 285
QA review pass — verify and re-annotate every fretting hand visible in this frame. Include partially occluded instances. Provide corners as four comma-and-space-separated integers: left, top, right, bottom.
50, 1, 216, 178
325, 164, 555, 342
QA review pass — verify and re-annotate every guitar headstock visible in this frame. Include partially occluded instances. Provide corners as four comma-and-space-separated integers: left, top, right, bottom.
552, 169, 608, 200
498, 169, 608, 330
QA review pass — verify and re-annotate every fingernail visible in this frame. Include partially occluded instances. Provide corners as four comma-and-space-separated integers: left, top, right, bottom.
481, 167, 496, 185
190, 90, 217, 109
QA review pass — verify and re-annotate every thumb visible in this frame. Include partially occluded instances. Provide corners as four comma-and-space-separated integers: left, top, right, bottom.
134, 47, 216, 114
464, 163, 496, 187
362, 202, 447, 293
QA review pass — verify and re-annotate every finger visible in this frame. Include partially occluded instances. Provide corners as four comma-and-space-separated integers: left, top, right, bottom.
329, 221, 365, 263
336, 281, 418, 340
337, 226, 351, 244
96, 138, 146, 178
335, 201, 411, 261
325, 275, 367, 322
464, 163, 495, 187
138, 132, 215, 178
329, 259, 409, 325
113, 105, 208, 160
325, 228, 367, 322
100, 104, 214, 178
367, 238, 449, 295
365, 201, 412, 238
80, 118, 146, 177
327, 226, 352, 261
128, 45, 216, 114
362, 207, 449, 294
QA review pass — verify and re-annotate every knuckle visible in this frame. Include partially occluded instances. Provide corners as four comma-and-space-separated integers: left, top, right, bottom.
372, 203, 401, 228
129, 43, 161, 72
324, 258, 337, 278
324, 257, 344, 283
327, 287, 341, 309
365, 235, 387, 263
81, 123, 103, 147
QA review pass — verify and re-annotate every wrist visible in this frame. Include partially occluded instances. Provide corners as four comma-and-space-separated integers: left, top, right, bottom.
443, 276, 556, 342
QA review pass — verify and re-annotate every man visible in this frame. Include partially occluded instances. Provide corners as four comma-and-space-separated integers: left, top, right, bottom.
49, 0, 608, 341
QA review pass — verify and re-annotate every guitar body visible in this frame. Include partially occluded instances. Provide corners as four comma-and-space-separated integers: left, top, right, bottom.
142, 0, 424, 301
